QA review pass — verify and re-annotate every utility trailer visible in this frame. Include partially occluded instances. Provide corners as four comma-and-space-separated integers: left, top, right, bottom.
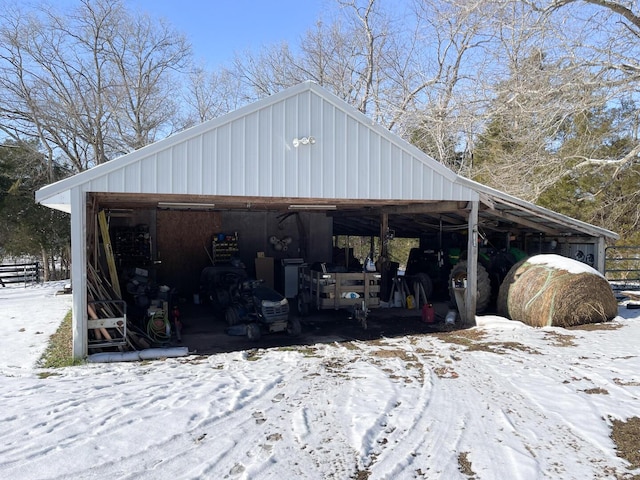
296, 265, 381, 328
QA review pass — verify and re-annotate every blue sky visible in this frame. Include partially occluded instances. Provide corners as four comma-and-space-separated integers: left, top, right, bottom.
127, 0, 329, 66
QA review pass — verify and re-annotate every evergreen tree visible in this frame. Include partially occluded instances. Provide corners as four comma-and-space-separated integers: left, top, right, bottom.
0, 141, 70, 279
538, 103, 640, 243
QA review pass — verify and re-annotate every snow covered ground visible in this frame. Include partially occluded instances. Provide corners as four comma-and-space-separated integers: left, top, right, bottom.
1, 281, 639, 479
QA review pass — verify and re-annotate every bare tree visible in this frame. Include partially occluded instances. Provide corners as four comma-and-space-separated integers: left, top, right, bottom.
408, 0, 637, 202
525, 0, 640, 179
0, 0, 191, 172
229, 1, 417, 126
404, 0, 507, 172
226, 0, 491, 172
104, 9, 191, 150
183, 66, 244, 124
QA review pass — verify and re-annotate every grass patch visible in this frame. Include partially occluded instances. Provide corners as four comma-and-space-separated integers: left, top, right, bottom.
582, 387, 609, 395
611, 417, 640, 476
276, 346, 319, 357
38, 310, 82, 369
244, 349, 263, 361
543, 331, 577, 347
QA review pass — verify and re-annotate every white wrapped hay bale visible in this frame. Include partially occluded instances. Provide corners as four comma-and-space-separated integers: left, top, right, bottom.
497, 254, 618, 327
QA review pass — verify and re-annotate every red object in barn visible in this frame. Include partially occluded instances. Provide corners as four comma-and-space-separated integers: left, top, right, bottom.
422, 303, 435, 324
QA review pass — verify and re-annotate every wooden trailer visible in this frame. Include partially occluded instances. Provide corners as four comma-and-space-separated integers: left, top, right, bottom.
297, 265, 381, 328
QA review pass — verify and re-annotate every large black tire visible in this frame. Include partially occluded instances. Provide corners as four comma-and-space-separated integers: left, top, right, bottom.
413, 272, 434, 299
448, 261, 491, 313
215, 288, 231, 308
225, 305, 241, 326
296, 294, 310, 316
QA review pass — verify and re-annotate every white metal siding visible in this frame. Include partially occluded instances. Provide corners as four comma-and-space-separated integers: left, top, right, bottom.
44, 83, 478, 203
245, 112, 259, 195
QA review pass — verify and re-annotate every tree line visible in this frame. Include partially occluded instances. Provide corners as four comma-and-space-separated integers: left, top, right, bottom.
1, 0, 638, 276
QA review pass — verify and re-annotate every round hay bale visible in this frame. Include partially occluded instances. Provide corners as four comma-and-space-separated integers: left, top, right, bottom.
497, 254, 618, 327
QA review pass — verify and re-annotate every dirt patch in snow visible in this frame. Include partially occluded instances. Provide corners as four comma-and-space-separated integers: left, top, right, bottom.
568, 322, 623, 331
433, 329, 540, 355
610, 416, 640, 477
543, 331, 577, 347
457, 451, 476, 477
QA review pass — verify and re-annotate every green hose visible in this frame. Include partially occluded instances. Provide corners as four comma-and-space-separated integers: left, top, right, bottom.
147, 313, 170, 342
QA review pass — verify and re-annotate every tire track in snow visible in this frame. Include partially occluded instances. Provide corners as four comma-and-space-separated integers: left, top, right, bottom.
351, 339, 542, 479
459, 348, 625, 479
300, 340, 474, 479
288, 356, 366, 478
1, 352, 307, 480
362, 346, 469, 479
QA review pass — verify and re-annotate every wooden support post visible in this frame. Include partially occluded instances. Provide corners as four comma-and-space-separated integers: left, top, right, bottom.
596, 237, 606, 275
378, 213, 390, 302
464, 201, 479, 326
380, 213, 389, 258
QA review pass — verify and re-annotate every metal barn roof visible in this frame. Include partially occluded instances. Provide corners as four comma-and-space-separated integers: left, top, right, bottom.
36, 81, 617, 242
36, 81, 477, 211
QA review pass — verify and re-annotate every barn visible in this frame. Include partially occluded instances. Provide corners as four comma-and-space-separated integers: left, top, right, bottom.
35, 81, 618, 359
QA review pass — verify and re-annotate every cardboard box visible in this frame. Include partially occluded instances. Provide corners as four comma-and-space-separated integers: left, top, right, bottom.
255, 257, 274, 289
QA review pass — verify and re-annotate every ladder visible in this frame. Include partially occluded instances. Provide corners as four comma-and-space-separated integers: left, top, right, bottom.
97, 210, 122, 298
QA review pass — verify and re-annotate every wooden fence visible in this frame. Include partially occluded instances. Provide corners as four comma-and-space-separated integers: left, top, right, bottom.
0, 262, 40, 286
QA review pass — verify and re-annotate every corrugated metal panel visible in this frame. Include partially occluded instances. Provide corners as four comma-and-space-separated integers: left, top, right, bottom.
140, 155, 157, 193
202, 129, 216, 195
160, 150, 173, 192
171, 143, 187, 193
37, 81, 478, 206
185, 136, 203, 194
244, 111, 259, 195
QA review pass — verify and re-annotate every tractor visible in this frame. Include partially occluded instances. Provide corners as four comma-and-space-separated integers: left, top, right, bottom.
404, 233, 525, 313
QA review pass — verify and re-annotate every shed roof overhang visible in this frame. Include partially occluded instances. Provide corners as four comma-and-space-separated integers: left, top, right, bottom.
87, 188, 618, 242
330, 178, 618, 240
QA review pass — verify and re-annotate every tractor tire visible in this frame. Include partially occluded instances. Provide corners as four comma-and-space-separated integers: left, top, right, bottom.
215, 288, 231, 308
448, 261, 491, 313
287, 317, 302, 337
247, 322, 262, 341
225, 305, 241, 326
414, 272, 434, 299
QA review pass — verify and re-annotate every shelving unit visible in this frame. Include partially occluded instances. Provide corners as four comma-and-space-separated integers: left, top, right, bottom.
212, 233, 239, 264
112, 224, 152, 267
